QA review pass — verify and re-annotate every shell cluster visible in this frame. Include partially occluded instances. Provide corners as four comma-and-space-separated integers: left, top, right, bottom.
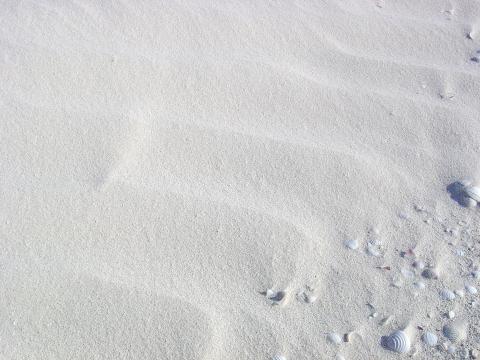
384, 330, 411, 354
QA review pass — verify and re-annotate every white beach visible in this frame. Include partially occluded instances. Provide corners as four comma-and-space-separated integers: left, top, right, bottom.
1, 1, 480, 359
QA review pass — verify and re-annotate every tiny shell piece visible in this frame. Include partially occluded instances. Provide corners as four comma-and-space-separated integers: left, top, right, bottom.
421, 332, 438, 347
345, 239, 359, 250
327, 333, 342, 345
272, 355, 286, 360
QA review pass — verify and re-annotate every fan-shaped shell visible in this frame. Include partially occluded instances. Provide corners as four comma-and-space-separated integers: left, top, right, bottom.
421, 332, 438, 346
443, 322, 467, 343
385, 330, 411, 353
439, 289, 455, 301
463, 186, 480, 202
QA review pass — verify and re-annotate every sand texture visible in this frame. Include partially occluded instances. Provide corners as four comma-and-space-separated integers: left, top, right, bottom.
1, 1, 480, 359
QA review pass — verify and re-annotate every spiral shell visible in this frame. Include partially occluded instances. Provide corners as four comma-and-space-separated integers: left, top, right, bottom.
463, 185, 480, 202
385, 330, 411, 353
443, 321, 467, 343
421, 332, 438, 346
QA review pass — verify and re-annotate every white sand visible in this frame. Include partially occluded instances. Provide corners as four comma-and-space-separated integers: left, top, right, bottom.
1, 1, 480, 359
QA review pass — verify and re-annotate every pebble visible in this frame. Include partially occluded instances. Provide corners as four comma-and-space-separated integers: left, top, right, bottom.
448, 310, 455, 319
471, 349, 479, 358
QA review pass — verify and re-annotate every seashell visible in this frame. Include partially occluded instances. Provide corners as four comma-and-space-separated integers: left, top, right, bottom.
421, 332, 438, 347
366, 244, 381, 257
344, 239, 359, 250
422, 268, 439, 280
472, 270, 480, 279
384, 330, 411, 353
443, 321, 467, 343
461, 195, 478, 208
327, 332, 342, 345
454, 289, 465, 298
448, 310, 455, 319
439, 289, 455, 301
266, 289, 288, 305
335, 355, 345, 360
272, 355, 286, 360
463, 185, 480, 202
466, 285, 478, 295
447, 345, 456, 354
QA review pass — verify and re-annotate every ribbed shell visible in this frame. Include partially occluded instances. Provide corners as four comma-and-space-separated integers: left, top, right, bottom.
421, 332, 438, 346
386, 330, 411, 353
464, 186, 480, 202
439, 289, 456, 300
443, 322, 467, 343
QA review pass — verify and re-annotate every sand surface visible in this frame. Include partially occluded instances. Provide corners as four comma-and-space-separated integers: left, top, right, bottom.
1, 1, 480, 359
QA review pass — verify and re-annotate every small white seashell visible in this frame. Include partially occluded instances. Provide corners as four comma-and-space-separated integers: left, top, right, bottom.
439, 289, 456, 301
448, 310, 455, 319
345, 239, 359, 250
466, 285, 478, 295
421, 332, 438, 346
385, 330, 411, 353
327, 332, 342, 345
366, 244, 381, 257
272, 355, 286, 360
447, 345, 456, 354
443, 321, 468, 343
297, 291, 317, 304
464, 185, 480, 202
454, 289, 465, 298
422, 268, 439, 280
266, 289, 288, 305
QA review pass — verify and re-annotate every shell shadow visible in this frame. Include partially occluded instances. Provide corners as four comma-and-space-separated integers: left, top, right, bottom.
446, 181, 467, 206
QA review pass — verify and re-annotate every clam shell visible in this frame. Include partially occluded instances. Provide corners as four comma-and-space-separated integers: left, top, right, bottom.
439, 289, 456, 301
443, 321, 467, 343
385, 330, 411, 353
464, 186, 480, 202
421, 332, 438, 347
